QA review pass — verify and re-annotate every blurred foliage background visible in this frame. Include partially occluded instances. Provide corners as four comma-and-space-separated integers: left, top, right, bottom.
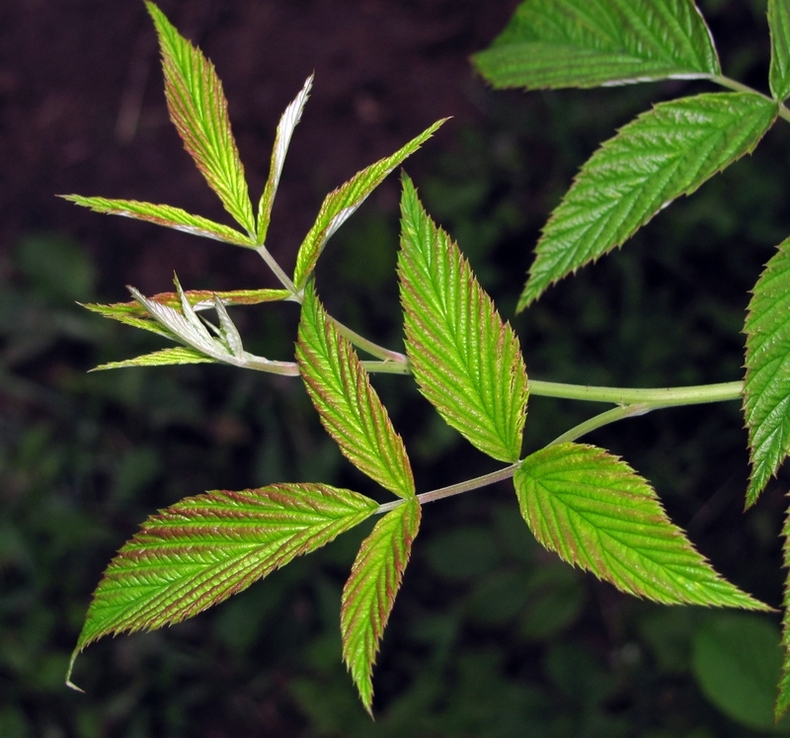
4, 0, 790, 736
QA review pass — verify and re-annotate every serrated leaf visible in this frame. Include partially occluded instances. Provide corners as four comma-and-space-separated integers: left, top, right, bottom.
67, 483, 378, 687
60, 196, 254, 247
743, 237, 790, 506
291, 118, 447, 291
518, 92, 777, 310
341, 499, 420, 713
473, 0, 720, 90
770, 0, 790, 102
398, 175, 529, 462
777, 505, 790, 719
146, 2, 255, 235
91, 346, 217, 371
296, 283, 415, 498
257, 75, 313, 245
514, 442, 769, 609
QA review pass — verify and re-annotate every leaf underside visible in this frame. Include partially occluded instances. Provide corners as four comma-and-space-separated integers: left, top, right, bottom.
146, 2, 255, 235
68, 483, 378, 680
291, 118, 447, 290
473, 0, 720, 90
60, 195, 254, 247
341, 499, 421, 714
518, 92, 777, 310
769, 0, 790, 102
296, 283, 415, 499
514, 443, 769, 609
743, 237, 790, 507
398, 175, 529, 463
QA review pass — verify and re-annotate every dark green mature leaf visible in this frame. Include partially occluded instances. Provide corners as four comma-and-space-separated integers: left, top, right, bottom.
91, 346, 217, 371
514, 443, 769, 609
398, 175, 529, 462
519, 92, 777, 309
341, 499, 421, 713
67, 483, 378, 687
61, 196, 254, 247
146, 2, 255, 235
296, 283, 415, 498
291, 119, 447, 291
769, 0, 790, 102
778, 507, 790, 718
473, 0, 720, 91
744, 237, 790, 506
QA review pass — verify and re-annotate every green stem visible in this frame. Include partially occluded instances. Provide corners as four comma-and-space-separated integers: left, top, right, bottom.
376, 462, 520, 514
527, 379, 743, 406
547, 404, 652, 446
255, 245, 299, 296
711, 75, 772, 98
331, 319, 410, 364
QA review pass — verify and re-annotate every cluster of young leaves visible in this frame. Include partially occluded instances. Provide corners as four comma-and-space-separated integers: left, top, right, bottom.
65, 0, 784, 717
474, 0, 790, 719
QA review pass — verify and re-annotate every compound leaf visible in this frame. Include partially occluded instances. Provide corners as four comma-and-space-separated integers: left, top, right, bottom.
769, 0, 790, 102
519, 92, 777, 310
296, 283, 415, 498
146, 2, 255, 235
67, 483, 378, 687
743, 237, 790, 507
92, 346, 217, 371
398, 175, 528, 462
61, 196, 254, 247
292, 118, 447, 291
514, 443, 769, 609
473, 0, 720, 91
341, 499, 421, 714
257, 75, 313, 245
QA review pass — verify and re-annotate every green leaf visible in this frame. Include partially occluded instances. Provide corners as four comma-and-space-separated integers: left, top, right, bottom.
398, 175, 529, 462
744, 238, 790, 506
296, 283, 415, 498
473, 0, 720, 91
513, 443, 769, 609
67, 483, 378, 687
778, 507, 790, 719
693, 613, 790, 730
60, 196, 254, 247
518, 92, 777, 310
770, 0, 790, 102
291, 118, 447, 290
257, 75, 313, 245
91, 346, 217, 371
341, 499, 421, 713
146, 2, 255, 235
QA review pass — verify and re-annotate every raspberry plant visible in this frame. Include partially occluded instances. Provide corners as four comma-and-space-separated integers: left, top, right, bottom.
64, 0, 790, 721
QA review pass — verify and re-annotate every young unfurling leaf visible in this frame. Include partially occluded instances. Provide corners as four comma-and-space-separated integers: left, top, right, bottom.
398, 174, 529, 463
514, 443, 769, 609
67, 483, 378, 689
341, 499, 421, 713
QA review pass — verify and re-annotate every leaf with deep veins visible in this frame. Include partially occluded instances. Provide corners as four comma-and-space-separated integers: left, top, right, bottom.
518, 92, 777, 310
743, 237, 790, 506
398, 175, 529, 462
777, 506, 790, 719
291, 118, 447, 290
514, 443, 769, 609
473, 0, 720, 90
341, 499, 420, 713
297, 283, 415, 499
769, 0, 790, 102
61, 196, 254, 247
146, 2, 255, 235
66, 483, 378, 688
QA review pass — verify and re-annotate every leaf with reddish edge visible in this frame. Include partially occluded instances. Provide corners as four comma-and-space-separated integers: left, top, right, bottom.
145, 2, 255, 235
66, 483, 378, 689
341, 499, 421, 713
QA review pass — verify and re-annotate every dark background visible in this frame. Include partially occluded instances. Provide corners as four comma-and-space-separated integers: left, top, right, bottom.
3, 0, 790, 736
